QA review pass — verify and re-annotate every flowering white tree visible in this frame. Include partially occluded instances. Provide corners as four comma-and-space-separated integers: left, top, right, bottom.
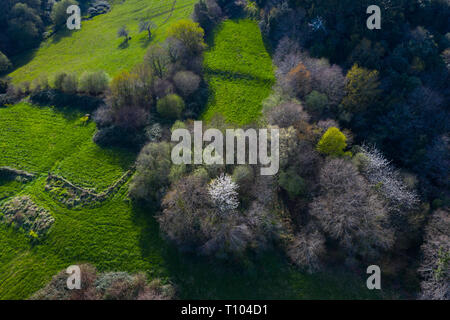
358, 145, 419, 212
208, 174, 239, 214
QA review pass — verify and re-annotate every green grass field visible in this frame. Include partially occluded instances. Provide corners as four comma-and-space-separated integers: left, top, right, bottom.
202, 19, 275, 125
8, 0, 197, 84
0, 6, 383, 299
0, 102, 381, 300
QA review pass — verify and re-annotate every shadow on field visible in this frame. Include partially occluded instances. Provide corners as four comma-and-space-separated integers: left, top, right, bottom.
129, 203, 381, 299
51, 28, 74, 44
9, 49, 38, 74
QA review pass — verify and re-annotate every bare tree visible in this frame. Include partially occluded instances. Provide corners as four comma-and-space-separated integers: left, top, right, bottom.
418, 208, 449, 300
310, 158, 394, 260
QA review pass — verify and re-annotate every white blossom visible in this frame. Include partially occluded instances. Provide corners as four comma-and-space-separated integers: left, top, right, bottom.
208, 174, 239, 214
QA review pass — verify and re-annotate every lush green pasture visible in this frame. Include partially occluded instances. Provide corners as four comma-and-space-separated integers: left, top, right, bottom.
8, 0, 197, 84
0, 103, 94, 173
0, 102, 381, 299
202, 19, 275, 125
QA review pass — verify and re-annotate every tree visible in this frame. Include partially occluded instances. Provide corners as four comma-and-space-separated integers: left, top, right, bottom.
316, 127, 350, 157
173, 71, 200, 97
144, 45, 170, 79
139, 20, 156, 39
51, 0, 79, 29
208, 174, 239, 215
264, 101, 309, 128
79, 71, 109, 95
8, 2, 44, 50
278, 169, 307, 199
156, 94, 185, 119
418, 208, 449, 300
283, 62, 312, 98
0, 51, 12, 73
356, 145, 419, 213
310, 158, 394, 261
342, 64, 381, 114
287, 224, 326, 273
117, 25, 130, 43
167, 19, 206, 56
128, 142, 172, 205
305, 90, 328, 114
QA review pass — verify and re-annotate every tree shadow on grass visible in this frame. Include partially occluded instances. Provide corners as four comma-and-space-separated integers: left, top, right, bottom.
9, 49, 38, 75
51, 28, 74, 44
118, 40, 130, 50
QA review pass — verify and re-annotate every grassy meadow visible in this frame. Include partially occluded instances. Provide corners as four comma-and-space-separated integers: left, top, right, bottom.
8, 0, 197, 84
0, 3, 382, 300
202, 19, 275, 125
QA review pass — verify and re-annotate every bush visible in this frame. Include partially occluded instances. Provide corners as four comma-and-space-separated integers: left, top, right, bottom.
79, 71, 109, 95
316, 127, 350, 157
61, 73, 78, 94
53, 72, 68, 91
156, 94, 185, 119
173, 71, 200, 97
30, 264, 175, 300
0, 51, 12, 74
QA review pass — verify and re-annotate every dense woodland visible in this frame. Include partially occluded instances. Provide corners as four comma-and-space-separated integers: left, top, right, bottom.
0, 0, 448, 300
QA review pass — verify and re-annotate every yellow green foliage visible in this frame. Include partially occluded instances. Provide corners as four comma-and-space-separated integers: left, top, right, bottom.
316, 127, 351, 157
167, 19, 206, 54
342, 64, 381, 113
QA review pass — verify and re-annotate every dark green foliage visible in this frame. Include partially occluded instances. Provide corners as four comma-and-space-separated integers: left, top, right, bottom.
278, 169, 307, 199
156, 94, 185, 119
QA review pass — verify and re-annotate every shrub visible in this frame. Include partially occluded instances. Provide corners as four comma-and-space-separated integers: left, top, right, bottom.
173, 71, 200, 97
156, 94, 185, 119
30, 264, 174, 300
53, 72, 68, 91
31, 74, 50, 93
61, 73, 78, 94
79, 71, 109, 95
0, 51, 12, 73
316, 127, 350, 157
